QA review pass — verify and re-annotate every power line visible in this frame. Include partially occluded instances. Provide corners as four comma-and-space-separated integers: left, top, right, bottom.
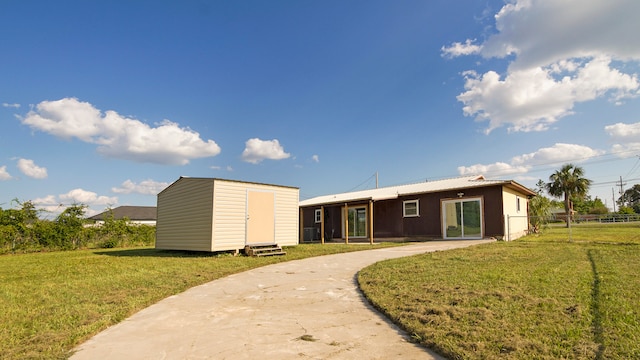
624, 156, 640, 179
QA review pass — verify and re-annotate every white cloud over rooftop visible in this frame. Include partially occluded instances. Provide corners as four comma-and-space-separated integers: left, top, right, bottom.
458, 143, 604, 177
111, 179, 170, 195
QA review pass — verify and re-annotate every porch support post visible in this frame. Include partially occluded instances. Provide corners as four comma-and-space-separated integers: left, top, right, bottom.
368, 200, 374, 244
320, 206, 325, 245
299, 208, 304, 243
344, 203, 349, 244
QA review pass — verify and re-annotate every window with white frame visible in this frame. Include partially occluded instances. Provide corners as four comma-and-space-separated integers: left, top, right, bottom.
314, 209, 322, 223
516, 197, 521, 212
403, 200, 419, 217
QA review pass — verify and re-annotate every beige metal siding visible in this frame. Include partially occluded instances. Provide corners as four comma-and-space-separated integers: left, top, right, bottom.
274, 185, 299, 246
502, 186, 529, 241
156, 178, 214, 251
211, 180, 248, 251
211, 179, 299, 250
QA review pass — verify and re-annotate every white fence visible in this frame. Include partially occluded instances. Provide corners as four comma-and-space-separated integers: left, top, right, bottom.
506, 213, 640, 241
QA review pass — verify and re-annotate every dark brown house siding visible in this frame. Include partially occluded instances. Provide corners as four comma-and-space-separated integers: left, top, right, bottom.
301, 185, 508, 240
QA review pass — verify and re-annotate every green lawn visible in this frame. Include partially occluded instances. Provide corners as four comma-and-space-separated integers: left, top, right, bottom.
358, 222, 640, 359
0, 243, 400, 359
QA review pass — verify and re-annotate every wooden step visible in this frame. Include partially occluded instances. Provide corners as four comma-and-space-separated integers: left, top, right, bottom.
244, 243, 287, 257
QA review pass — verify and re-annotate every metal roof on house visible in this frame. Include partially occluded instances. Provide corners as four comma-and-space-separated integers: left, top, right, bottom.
88, 206, 157, 221
299, 175, 536, 207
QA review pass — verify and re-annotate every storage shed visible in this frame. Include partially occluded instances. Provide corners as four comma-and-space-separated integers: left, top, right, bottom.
156, 177, 299, 252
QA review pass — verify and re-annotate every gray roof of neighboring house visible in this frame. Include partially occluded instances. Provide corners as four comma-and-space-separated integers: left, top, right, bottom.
89, 206, 157, 221
299, 175, 536, 207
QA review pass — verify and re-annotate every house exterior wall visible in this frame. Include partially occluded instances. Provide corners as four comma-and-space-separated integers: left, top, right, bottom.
156, 178, 214, 251
502, 186, 529, 240
301, 185, 514, 240
302, 205, 345, 241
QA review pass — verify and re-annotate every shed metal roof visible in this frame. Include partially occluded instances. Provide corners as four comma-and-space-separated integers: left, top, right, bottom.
299, 175, 536, 207
158, 176, 299, 196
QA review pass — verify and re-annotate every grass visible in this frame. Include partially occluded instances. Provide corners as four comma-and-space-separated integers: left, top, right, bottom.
0, 242, 401, 359
358, 222, 640, 359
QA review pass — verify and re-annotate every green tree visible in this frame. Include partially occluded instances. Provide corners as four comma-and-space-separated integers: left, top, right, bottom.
527, 180, 552, 233
618, 184, 640, 213
618, 206, 636, 215
572, 196, 609, 215
55, 204, 87, 248
546, 164, 592, 227
528, 195, 552, 233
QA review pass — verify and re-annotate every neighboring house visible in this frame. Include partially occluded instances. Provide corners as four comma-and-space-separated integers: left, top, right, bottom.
88, 206, 157, 226
299, 175, 536, 242
156, 177, 299, 252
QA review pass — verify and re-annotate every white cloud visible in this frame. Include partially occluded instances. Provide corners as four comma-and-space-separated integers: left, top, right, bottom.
31, 190, 117, 218
312, 155, 319, 163
611, 143, 640, 157
605, 122, 640, 141
59, 188, 117, 206
445, 0, 640, 134
210, 165, 233, 171
31, 195, 64, 216
111, 179, 170, 195
458, 143, 604, 176
458, 162, 529, 176
511, 143, 605, 166
482, 0, 640, 69
0, 165, 12, 180
33, 195, 57, 205
2, 103, 20, 108
441, 39, 482, 58
21, 98, 221, 165
605, 122, 640, 157
241, 138, 291, 164
17, 158, 48, 179
458, 57, 639, 134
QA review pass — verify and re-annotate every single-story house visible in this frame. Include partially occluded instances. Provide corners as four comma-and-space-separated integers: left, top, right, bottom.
88, 206, 157, 226
156, 177, 299, 252
299, 175, 536, 242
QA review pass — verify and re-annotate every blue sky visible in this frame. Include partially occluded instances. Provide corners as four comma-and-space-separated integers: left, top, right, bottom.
2, 0, 640, 216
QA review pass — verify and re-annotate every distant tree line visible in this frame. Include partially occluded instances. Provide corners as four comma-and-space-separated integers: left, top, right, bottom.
528, 164, 640, 232
0, 200, 155, 254
617, 184, 640, 214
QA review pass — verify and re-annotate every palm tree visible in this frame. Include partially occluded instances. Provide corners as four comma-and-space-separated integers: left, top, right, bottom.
546, 164, 592, 227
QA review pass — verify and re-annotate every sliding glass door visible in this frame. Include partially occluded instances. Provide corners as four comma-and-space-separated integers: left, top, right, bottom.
442, 198, 483, 239
347, 207, 367, 237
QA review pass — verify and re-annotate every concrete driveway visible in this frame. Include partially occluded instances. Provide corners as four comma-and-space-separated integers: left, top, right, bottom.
71, 240, 493, 359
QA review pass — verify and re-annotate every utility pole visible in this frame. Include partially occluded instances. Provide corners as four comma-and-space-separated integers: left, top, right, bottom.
375, 172, 379, 189
612, 188, 617, 212
619, 176, 625, 196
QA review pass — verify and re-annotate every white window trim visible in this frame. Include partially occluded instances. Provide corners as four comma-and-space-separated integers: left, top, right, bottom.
314, 209, 322, 223
403, 200, 420, 218
516, 197, 521, 213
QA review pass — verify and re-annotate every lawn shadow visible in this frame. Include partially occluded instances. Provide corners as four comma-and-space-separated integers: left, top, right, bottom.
93, 248, 230, 258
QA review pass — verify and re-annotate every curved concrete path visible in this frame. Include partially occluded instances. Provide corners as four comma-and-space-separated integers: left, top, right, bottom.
71, 240, 493, 359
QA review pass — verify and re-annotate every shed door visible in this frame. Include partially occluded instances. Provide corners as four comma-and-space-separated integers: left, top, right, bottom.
246, 190, 275, 244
